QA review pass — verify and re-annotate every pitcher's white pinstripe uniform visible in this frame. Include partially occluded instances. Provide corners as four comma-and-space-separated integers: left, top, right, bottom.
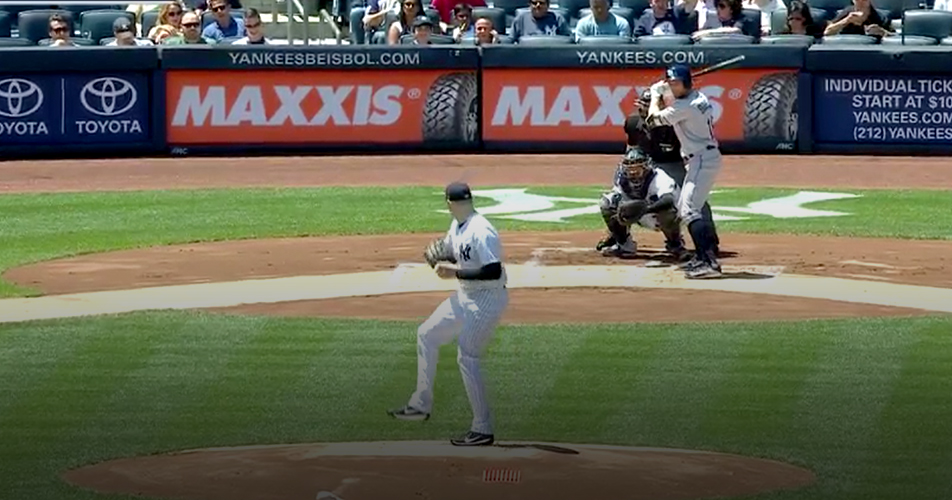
408, 212, 508, 435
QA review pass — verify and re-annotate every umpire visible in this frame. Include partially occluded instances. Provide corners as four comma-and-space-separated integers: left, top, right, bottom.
624, 89, 720, 255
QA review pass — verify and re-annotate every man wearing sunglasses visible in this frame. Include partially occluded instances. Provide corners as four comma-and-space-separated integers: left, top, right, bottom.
163, 11, 216, 44
510, 0, 569, 42
202, 0, 246, 41
232, 8, 270, 44
47, 14, 76, 47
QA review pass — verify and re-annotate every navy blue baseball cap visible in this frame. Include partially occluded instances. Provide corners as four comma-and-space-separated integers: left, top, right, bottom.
665, 64, 692, 88
445, 182, 472, 201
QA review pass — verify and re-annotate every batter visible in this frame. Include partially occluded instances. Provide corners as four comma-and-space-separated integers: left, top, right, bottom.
388, 182, 509, 447
647, 64, 724, 279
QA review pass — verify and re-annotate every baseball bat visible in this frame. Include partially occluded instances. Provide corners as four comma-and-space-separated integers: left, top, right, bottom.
691, 55, 746, 79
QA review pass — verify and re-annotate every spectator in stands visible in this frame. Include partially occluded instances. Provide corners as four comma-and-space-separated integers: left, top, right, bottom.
388, 0, 425, 44
744, 0, 785, 35
575, 0, 631, 39
824, 0, 892, 37
232, 8, 270, 43
363, 0, 401, 43
780, 1, 824, 36
511, 0, 570, 41
202, 0, 246, 41
677, 0, 716, 32
411, 15, 436, 42
47, 13, 76, 46
149, 2, 185, 43
451, 3, 476, 41
430, 0, 485, 27
634, 0, 687, 35
691, 0, 755, 39
163, 11, 216, 43
107, 18, 154, 45
195, 0, 242, 13
471, 15, 501, 43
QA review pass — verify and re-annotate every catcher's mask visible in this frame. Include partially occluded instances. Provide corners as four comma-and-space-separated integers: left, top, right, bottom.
620, 149, 652, 190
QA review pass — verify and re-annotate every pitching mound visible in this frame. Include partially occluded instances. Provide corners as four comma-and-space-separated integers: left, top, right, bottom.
62, 441, 816, 500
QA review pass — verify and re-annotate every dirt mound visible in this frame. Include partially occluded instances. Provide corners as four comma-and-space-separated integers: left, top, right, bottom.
61, 441, 816, 500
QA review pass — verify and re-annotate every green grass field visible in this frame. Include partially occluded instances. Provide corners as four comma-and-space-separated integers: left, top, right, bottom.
2, 185, 952, 500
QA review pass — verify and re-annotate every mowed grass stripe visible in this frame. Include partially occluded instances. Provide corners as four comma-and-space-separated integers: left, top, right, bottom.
857, 319, 952, 500
602, 322, 751, 449
520, 325, 671, 444
0, 315, 164, 495
695, 322, 836, 460
783, 318, 913, 500
486, 324, 591, 438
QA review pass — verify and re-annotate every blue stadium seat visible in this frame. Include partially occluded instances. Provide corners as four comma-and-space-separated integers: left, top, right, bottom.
516, 33, 574, 44
634, 33, 692, 44
80, 9, 135, 44
740, 8, 761, 37
820, 33, 878, 44
399, 33, 455, 43
0, 10, 10, 38
881, 33, 938, 44
490, 0, 528, 17
554, 0, 589, 21
140, 9, 160, 38
17, 9, 75, 43
616, 0, 649, 18
695, 32, 755, 43
0, 36, 32, 46
901, 9, 952, 40
576, 34, 632, 44
37, 37, 96, 45
760, 33, 816, 44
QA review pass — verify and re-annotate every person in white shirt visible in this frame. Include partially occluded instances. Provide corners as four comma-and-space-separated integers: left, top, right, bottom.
744, 0, 785, 35
231, 8, 270, 44
389, 182, 509, 447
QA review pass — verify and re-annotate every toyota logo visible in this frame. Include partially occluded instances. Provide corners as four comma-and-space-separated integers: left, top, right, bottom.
0, 78, 44, 119
80, 77, 137, 117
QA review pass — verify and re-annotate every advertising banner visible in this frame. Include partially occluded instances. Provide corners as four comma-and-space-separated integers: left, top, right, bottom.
814, 74, 952, 144
165, 70, 479, 147
481, 68, 799, 149
0, 73, 150, 146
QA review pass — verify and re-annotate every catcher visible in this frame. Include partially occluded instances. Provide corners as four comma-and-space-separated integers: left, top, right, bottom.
596, 147, 687, 260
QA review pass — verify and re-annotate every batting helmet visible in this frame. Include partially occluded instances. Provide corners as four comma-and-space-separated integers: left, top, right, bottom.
665, 64, 692, 89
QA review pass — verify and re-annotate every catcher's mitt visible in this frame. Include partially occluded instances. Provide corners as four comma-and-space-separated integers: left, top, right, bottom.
616, 199, 649, 225
424, 237, 453, 268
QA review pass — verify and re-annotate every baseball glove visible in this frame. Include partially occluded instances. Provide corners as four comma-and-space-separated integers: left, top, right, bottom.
424, 236, 452, 268
616, 199, 649, 225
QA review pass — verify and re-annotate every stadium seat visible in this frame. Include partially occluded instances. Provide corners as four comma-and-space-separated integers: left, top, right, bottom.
140, 9, 160, 38
80, 9, 135, 44
576, 6, 635, 26
400, 33, 455, 43
576, 34, 632, 43
881, 33, 938, 44
516, 33, 574, 44
740, 8, 761, 37
473, 6, 507, 34
941, 35, 952, 44
616, 0, 650, 18
760, 33, 816, 44
0, 36, 32, 46
491, 0, 528, 16
901, 9, 952, 40
37, 37, 96, 45
695, 32, 754, 43
634, 33, 692, 44
874, 0, 908, 21
201, 9, 244, 29
821, 33, 878, 43
554, 0, 590, 21
423, 7, 442, 28
17, 9, 75, 43
0, 11, 10, 38
808, 0, 850, 20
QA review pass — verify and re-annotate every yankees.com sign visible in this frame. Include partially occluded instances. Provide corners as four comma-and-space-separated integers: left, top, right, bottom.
0, 73, 149, 145
165, 70, 479, 146
481, 68, 799, 146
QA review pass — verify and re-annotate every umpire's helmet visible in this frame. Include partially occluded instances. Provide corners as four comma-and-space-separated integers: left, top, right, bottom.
665, 64, 692, 89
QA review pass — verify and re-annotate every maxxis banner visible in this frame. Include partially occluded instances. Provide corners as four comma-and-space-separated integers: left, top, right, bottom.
481, 68, 798, 151
165, 70, 479, 148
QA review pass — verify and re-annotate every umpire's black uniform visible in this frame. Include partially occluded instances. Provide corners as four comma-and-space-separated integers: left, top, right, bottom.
624, 113, 721, 253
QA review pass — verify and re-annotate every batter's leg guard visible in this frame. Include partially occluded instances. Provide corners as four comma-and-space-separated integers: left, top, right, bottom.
701, 202, 720, 255
687, 218, 719, 267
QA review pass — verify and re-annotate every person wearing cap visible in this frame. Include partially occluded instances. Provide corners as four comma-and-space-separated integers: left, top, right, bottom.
411, 15, 436, 43
389, 182, 509, 448
646, 65, 725, 279
107, 18, 154, 46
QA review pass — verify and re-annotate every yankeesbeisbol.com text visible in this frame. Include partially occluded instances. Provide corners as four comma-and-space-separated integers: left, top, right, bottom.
228, 51, 421, 67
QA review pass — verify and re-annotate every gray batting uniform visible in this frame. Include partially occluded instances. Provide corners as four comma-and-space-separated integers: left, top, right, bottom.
648, 89, 722, 225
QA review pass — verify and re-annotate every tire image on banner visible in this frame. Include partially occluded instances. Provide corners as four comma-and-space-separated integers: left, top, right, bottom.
743, 72, 799, 144
422, 72, 479, 145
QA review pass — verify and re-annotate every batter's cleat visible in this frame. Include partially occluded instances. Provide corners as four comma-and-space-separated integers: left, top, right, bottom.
685, 262, 723, 280
601, 239, 637, 258
595, 234, 617, 251
665, 242, 691, 262
678, 256, 704, 270
450, 431, 495, 447
387, 406, 430, 421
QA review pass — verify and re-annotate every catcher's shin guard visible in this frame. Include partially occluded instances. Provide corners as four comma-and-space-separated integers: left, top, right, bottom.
657, 209, 687, 257
599, 194, 630, 244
